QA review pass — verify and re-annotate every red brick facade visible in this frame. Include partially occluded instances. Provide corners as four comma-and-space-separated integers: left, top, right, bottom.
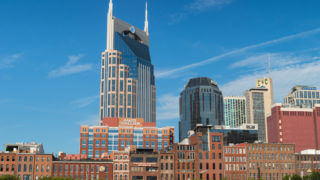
267, 104, 320, 152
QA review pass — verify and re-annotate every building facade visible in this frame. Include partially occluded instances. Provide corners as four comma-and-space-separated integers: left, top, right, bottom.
52, 159, 113, 180
168, 127, 224, 180
267, 104, 320, 152
295, 149, 320, 177
100, 0, 156, 124
80, 118, 174, 158
224, 96, 247, 128
112, 148, 130, 180
244, 77, 274, 142
224, 143, 295, 180
283, 85, 320, 108
0, 143, 52, 180
129, 149, 159, 180
202, 124, 258, 146
179, 77, 224, 141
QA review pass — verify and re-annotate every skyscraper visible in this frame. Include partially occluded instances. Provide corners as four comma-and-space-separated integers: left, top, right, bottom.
179, 77, 224, 141
244, 77, 274, 142
99, 0, 156, 124
223, 96, 247, 128
283, 85, 320, 108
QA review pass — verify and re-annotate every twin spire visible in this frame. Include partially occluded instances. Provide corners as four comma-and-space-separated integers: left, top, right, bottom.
107, 0, 149, 36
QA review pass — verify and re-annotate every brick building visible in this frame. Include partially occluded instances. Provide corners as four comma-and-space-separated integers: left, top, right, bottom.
295, 149, 320, 177
224, 143, 296, 180
52, 157, 113, 180
112, 147, 131, 180
129, 149, 159, 180
267, 104, 320, 152
159, 151, 174, 180
223, 143, 247, 180
80, 117, 174, 158
167, 126, 224, 180
0, 143, 52, 180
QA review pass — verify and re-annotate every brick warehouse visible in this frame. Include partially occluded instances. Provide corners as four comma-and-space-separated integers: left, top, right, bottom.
267, 104, 320, 152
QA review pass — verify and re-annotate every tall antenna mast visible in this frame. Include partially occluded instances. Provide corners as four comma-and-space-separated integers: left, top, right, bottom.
268, 54, 271, 76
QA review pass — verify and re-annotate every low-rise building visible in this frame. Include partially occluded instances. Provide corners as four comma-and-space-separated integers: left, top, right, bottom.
52, 156, 113, 180
295, 149, 320, 177
129, 149, 159, 180
224, 143, 296, 180
0, 143, 52, 180
159, 151, 174, 180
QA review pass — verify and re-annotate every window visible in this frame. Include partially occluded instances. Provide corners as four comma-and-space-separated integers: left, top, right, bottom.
112, 66, 116, 77
212, 136, 221, 142
127, 95, 132, 106
128, 85, 132, 92
29, 165, 32, 172
120, 80, 123, 91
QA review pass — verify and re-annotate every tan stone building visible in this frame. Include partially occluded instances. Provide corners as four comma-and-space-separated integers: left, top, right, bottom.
244, 77, 274, 142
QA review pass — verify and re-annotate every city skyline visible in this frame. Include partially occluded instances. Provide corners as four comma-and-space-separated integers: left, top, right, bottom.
1, 0, 320, 154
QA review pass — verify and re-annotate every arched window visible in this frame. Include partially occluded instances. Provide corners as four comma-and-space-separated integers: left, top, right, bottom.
120, 164, 123, 170
29, 165, 32, 172
124, 164, 127, 170
29, 156, 33, 162
115, 164, 117, 170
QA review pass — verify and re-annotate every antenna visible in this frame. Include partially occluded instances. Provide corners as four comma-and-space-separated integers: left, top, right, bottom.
268, 54, 271, 76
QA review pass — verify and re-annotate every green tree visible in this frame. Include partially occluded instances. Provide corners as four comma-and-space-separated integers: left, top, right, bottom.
0, 175, 19, 180
291, 174, 302, 180
309, 171, 320, 180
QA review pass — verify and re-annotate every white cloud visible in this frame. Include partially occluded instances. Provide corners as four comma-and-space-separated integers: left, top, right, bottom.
157, 94, 180, 121
70, 95, 99, 108
48, 54, 92, 78
156, 27, 320, 78
229, 52, 318, 72
0, 53, 23, 69
169, 0, 232, 24
188, 0, 233, 11
77, 114, 99, 126
220, 61, 320, 102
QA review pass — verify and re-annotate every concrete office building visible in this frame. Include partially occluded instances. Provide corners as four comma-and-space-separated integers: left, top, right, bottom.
244, 77, 274, 142
179, 77, 224, 141
99, 0, 156, 124
283, 85, 320, 108
224, 96, 247, 128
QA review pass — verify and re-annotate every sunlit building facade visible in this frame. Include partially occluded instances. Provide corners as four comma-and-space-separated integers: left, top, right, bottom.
283, 85, 320, 108
80, 118, 174, 158
99, 0, 156, 124
224, 96, 247, 128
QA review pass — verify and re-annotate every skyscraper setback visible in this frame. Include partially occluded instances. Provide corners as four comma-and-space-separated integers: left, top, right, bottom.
99, 0, 156, 124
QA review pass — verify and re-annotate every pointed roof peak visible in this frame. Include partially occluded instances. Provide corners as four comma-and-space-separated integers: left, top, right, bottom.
144, 0, 149, 36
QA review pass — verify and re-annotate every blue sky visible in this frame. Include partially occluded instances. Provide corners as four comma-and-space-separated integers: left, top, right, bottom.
1, 0, 320, 154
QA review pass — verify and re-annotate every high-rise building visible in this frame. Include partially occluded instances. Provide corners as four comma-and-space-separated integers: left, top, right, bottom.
179, 77, 224, 141
283, 85, 320, 108
244, 77, 274, 142
224, 96, 247, 128
267, 104, 320, 152
99, 0, 156, 124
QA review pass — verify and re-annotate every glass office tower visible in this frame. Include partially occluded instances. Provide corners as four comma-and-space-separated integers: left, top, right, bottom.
179, 77, 224, 141
99, 0, 156, 124
283, 85, 320, 108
